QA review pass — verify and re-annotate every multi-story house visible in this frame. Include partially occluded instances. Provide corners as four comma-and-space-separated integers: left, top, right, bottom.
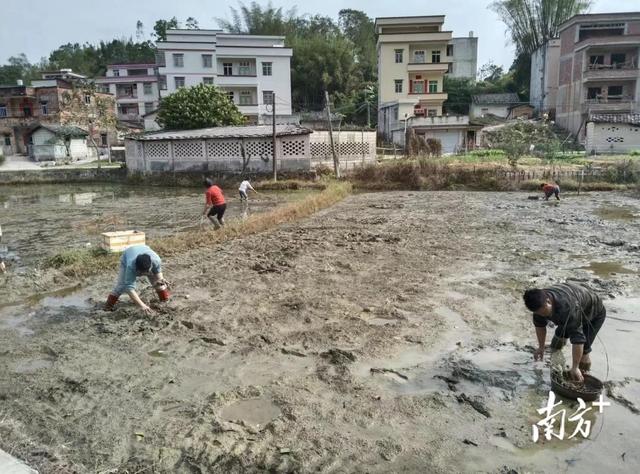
536, 12, 640, 153
0, 70, 116, 156
376, 16, 480, 153
95, 63, 159, 127
156, 29, 293, 125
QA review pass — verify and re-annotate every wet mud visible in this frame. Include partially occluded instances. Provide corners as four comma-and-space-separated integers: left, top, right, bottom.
0, 190, 639, 473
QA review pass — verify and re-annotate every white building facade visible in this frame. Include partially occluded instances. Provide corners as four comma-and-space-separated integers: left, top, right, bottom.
95, 64, 159, 127
157, 29, 293, 124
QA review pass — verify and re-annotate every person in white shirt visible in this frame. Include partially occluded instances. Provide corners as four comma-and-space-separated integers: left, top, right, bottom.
238, 179, 258, 201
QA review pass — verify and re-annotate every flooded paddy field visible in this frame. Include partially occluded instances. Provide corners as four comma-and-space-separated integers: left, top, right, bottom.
0, 190, 639, 473
0, 183, 305, 270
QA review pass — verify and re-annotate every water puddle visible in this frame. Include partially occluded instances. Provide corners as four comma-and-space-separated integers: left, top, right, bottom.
220, 398, 281, 431
579, 262, 637, 278
148, 349, 169, 358
0, 287, 91, 336
12, 358, 54, 374
594, 205, 638, 221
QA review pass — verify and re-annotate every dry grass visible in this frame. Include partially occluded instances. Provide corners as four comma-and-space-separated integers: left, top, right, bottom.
46, 182, 352, 277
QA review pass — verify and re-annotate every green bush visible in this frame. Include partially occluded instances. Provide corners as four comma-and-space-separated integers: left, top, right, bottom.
629, 150, 640, 156
468, 149, 506, 157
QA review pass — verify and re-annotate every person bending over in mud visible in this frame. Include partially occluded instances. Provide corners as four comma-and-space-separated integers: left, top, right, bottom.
203, 178, 226, 229
523, 283, 606, 382
540, 182, 560, 201
105, 244, 167, 315
238, 178, 258, 201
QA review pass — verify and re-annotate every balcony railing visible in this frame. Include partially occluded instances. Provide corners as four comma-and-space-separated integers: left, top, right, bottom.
118, 113, 141, 121
583, 97, 637, 112
116, 92, 138, 99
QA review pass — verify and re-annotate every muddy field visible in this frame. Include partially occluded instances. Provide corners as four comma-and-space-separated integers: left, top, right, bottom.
0, 190, 639, 473
0, 183, 304, 270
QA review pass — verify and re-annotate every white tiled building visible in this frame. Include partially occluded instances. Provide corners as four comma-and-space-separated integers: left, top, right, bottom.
157, 29, 293, 124
95, 64, 159, 126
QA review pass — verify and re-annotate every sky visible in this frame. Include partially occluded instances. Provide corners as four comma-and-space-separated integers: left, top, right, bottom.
0, 0, 637, 69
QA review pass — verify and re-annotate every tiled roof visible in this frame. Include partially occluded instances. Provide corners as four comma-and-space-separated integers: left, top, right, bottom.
34, 124, 88, 137
588, 113, 640, 125
134, 124, 313, 141
472, 93, 520, 105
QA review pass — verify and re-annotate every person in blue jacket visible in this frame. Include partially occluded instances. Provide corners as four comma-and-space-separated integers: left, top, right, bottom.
105, 244, 167, 315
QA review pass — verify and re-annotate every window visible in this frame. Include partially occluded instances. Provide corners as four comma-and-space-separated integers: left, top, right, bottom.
395, 49, 403, 63
447, 44, 454, 56
413, 50, 425, 63
84, 94, 91, 105
100, 133, 108, 146
113, 69, 120, 77
432, 50, 441, 63
587, 87, 601, 99
589, 55, 604, 65
239, 61, 251, 76
263, 90, 274, 104
23, 106, 32, 117
428, 80, 438, 93
611, 53, 626, 68
0, 105, 7, 117
4, 135, 10, 146
40, 101, 48, 115
144, 102, 154, 112
202, 54, 213, 68
447, 63, 453, 74
143, 83, 153, 95
175, 77, 185, 89
226, 91, 235, 102
173, 53, 184, 67
239, 90, 252, 105
608, 85, 623, 97
412, 81, 424, 93
481, 107, 489, 114
262, 62, 273, 76
203, 77, 214, 85
394, 79, 403, 93
427, 109, 437, 117
223, 63, 233, 76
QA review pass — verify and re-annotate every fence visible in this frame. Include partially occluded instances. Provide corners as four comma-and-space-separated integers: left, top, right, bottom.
310, 130, 376, 170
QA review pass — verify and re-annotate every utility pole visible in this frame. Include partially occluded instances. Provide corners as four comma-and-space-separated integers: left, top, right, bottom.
272, 92, 277, 181
366, 100, 371, 129
325, 90, 340, 178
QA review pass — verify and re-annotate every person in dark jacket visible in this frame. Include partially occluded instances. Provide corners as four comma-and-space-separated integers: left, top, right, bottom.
523, 282, 606, 382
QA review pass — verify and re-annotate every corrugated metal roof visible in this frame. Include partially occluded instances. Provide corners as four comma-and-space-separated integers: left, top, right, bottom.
588, 113, 640, 125
133, 124, 313, 141
472, 93, 521, 105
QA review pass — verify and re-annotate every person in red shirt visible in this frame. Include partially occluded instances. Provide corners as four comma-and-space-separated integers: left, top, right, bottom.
203, 178, 226, 228
540, 182, 560, 201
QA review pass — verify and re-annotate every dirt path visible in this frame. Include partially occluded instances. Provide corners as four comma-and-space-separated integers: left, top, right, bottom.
1, 191, 639, 473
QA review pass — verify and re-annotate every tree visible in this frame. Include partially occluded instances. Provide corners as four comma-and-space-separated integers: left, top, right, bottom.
185, 17, 200, 30
156, 84, 245, 130
338, 9, 376, 82
216, 1, 297, 36
153, 17, 180, 41
490, 0, 592, 56
0, 54, 45, 85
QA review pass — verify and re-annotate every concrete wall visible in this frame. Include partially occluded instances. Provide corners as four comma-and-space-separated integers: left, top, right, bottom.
449, 36, 478, 79
309, 130, 376, 170
585, 121, 640, 153
125, 135, 312, 173
470, 104, 510, 118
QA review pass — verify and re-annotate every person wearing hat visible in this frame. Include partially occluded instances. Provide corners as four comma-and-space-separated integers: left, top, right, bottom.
105, 244, 168, 315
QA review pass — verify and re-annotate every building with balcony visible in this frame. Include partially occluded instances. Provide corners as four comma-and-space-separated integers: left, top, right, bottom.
156, 29, 293, 125
375, 16, 479, 153
541, 12, 640, 152
95, 64, 159, 128
0, 70, 116, 157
